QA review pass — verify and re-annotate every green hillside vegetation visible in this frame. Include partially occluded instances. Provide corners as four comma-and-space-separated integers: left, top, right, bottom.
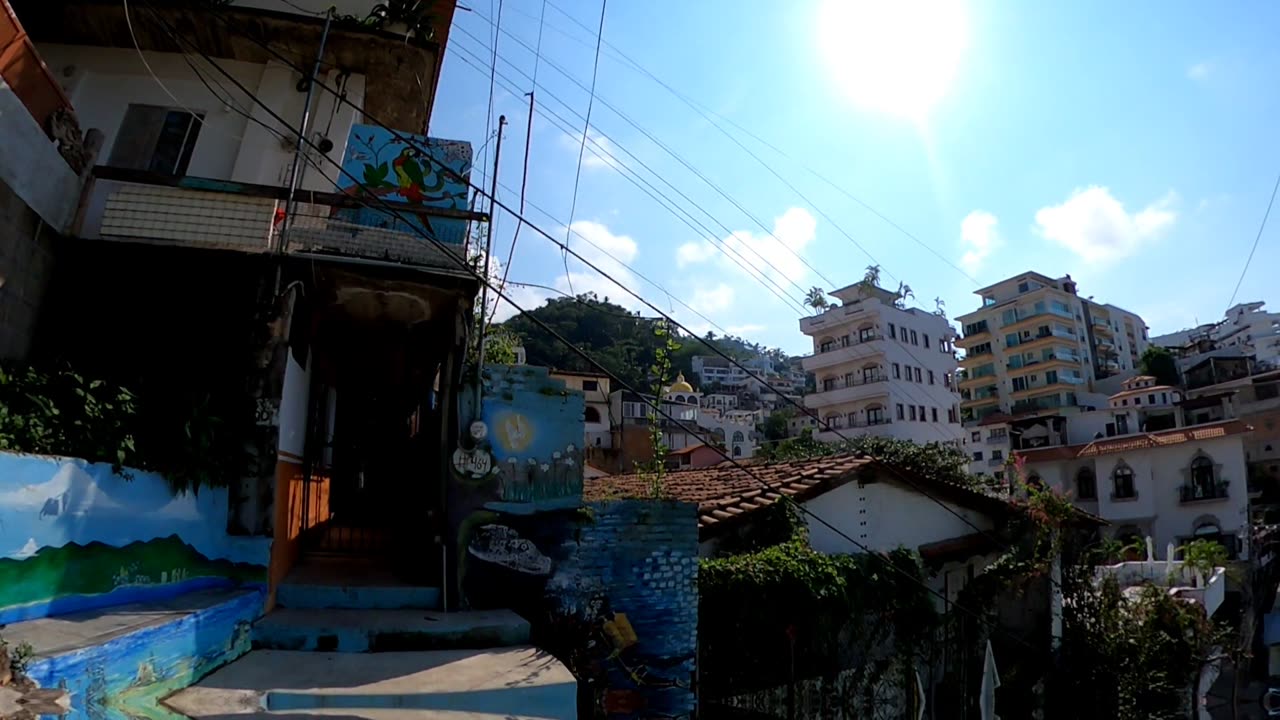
496, 293, 794, 391
0, 535, 265, 610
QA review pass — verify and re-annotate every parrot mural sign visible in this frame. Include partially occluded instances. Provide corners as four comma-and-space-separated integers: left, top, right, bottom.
337, 124, 473, 245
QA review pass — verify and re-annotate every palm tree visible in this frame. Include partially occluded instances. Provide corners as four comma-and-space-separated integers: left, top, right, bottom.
934, 297, 947, 318
804, 286, 829, 312
895, 282, 914, 309
859, 265, 882, 296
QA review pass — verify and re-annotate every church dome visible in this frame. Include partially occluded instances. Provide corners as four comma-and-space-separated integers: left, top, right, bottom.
668, 372, 694, 393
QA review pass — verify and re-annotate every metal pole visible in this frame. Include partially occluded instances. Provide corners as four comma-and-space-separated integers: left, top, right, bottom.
278, 8, 334, 254
475, 114, 507, 369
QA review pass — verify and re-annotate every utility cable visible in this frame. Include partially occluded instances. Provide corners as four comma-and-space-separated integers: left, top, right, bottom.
165, 1, 1056, 595
1226, 169, 1280, 310
559, 0, 608, 295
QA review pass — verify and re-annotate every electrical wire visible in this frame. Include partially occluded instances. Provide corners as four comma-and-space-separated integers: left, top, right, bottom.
158, 0, 1066, 605
559, 0, 608, 296
477, 0, 503, 195
150, 20, 1040, 646
1225, 169, 1280, 310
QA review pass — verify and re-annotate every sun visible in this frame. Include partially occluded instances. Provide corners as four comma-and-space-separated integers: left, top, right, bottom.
817, 0, 969, 122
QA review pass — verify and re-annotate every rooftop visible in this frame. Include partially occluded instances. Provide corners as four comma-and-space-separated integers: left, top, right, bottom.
1016, 419, 1253, 462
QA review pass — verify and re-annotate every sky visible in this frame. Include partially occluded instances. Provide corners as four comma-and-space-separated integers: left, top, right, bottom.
427, 0, 1280, 357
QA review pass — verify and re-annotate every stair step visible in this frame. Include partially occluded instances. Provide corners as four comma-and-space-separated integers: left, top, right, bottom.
276, 582, 441, 610
252, 608, 531, 653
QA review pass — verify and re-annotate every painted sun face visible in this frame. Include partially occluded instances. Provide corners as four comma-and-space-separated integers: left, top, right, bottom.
496, 413, 534, 454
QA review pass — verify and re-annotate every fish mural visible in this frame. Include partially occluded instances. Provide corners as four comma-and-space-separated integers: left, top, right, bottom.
467, 524, 552, 576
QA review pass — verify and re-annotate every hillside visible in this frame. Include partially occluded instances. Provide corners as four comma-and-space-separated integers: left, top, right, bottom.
497, 294, 792, 392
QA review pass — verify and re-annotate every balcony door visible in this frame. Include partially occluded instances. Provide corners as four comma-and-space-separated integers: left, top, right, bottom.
108, 104, 203, 176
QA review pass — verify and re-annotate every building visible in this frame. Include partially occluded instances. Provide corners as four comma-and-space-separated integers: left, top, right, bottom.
549, 368, 612, 449
1153, 301, 1280, 374
955, 272, 1150, 427
1184, 367, 1280, 499
799, 283, 962, 445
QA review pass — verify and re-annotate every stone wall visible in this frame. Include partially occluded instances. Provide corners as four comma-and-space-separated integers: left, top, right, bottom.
463, 500, 699, 719
0, 178, 54, 360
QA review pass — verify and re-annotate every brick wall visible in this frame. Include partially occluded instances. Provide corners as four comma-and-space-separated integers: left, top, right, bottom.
0, 177, 54, 360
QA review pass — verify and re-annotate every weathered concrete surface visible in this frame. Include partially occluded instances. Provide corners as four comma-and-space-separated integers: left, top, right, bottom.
164, 647, 576, 719
252, 608, 530, 653
278, 557, 441, 610
1, 589, 254, 659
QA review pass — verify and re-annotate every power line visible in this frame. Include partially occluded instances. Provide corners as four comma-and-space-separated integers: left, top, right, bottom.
169, 1, 1050, 602
444, 34, 812, 313
477, 0, 503, 194
145, 14, 1037, 645
560, 0, 608, 295
1225, 169, 1280, 310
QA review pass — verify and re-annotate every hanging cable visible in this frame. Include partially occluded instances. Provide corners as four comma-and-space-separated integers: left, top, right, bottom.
560, 0, 608, 295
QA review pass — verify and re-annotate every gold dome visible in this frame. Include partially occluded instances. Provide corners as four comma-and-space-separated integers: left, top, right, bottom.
668, 372, 694, 393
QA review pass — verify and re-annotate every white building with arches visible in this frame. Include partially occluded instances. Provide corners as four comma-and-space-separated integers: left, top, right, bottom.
799, 283, 963, 445
662, 373, 758, 459
1018, 419, 1253, 560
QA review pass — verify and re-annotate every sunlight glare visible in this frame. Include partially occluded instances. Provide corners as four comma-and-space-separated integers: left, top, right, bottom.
818, 0, 969, 122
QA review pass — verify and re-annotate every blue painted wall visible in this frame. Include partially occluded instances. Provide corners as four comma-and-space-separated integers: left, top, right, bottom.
25, 588, 264, 720
0, 452, 270, 623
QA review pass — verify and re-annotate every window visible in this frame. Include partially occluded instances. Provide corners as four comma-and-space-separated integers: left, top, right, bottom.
584, 407, 602, 423
108, 104, 204, 176
823, 377, 837, 391
859, 327, 877, 342
893, 363, 901, 379
910, 330, 919, 345
910, 406, 918, 421
1134, 396, 1141, 405
1018, 281, 1030, 293
948, 407, 957, 423
1148, 394, 1156, 405
847, 412, 859, 428
1112, 463, 1136, 499
928, 370, 935, 385
944, 372, 952, 388
897, 403, 906, 420
973, 451, 984, 461
888, 322, 897, 339
623, 401, 644, 418
971, 431, 981, 442
931, 407, 938, 422
914, 367, 922, 383
924, 334, 930, 348
863, 366, 881, 383
867, 407, 886, 425
819, 339, 835, 353
582, 379, 599, 392
1076, 467, 1097, 500
918, 405, 926, 421
1161, 392, 1169, 404
1190, 455, 1216, 495
994, 470, 1004, 481
992, 450, 1003, 461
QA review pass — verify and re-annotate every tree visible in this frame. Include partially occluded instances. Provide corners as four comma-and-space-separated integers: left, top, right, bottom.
934, 296, 947, 318
1139, 346, 1180, 387
760, 408, 792, 441
859, 264, 881, 295
804, 286, 829, 312
894, 282, 914, 309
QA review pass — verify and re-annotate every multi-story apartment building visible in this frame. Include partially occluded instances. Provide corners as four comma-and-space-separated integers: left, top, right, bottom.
549, 369, 612, 449
954, 272, 1149, 427
799, 283, 962, 445
1153, 301, 1280, 374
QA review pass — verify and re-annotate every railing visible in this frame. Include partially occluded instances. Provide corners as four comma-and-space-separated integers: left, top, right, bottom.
1179, 480, 1230, 503
821, 373, 888, 391
816, 332, 884, 354
80, 166, 488, 269
986, 434, 1008, 445
848, 418, 893, 428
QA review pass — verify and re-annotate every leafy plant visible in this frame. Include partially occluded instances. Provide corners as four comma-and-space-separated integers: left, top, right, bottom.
1179, 538, 1228, 583
804, 286, 829, 312
1, 636, 35, 676
636, 320, 679, 497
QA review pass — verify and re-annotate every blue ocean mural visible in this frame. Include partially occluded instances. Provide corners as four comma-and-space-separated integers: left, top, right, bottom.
0, 452, 269, 623
337, 124, 472, 245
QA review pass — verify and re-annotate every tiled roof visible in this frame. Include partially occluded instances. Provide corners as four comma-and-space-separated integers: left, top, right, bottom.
1017, 420, 1253, 462
584, 454, 1008, 535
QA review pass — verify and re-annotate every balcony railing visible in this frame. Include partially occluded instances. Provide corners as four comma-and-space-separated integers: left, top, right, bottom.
1178, 480, 1230, 503
821, 373, 888, 391
79, 166, 487, 269
816, 332, 884, 354
986, 434, 1008, 445
848, 418, 893, 428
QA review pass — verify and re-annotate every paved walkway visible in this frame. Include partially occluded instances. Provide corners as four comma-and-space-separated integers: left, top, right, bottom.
164, 647, 577, 719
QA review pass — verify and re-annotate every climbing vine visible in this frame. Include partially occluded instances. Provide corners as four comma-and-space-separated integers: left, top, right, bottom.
636, 320, 679, 497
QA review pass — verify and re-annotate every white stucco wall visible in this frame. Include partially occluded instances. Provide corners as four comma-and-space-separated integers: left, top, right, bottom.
803, 478, 995, 555
37, 45, 365, 191
0, 81, 83, 232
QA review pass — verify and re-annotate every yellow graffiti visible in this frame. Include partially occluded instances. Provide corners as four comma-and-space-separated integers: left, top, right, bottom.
496, 412, 535, 453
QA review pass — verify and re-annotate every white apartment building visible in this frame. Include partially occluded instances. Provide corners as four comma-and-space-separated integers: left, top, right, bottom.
799, 283, 962, 445
1153, 301, 1280, 373
549, 369, 612, 449
954, 272, 1149, 428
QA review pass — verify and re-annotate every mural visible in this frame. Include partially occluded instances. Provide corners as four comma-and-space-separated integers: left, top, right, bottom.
23, 587, 263, 720
337, 124, 472, 245
462, 501, 699, 720
0, 452, 270, 624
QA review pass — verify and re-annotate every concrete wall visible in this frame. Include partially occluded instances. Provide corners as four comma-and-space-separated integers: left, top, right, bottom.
0, 452, 270, 624
0, 80, 83, 233
0, 178, 55, 360
462, 500, 698, 720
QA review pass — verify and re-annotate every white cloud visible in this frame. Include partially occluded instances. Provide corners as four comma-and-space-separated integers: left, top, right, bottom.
10, 538, 39, 559
1034, 186, 1177, 263
559, 127, 622, 170
689, 284, 735, 314
675, 207, 818, 288
1187, 61, 1211, 80
958, 210, 1001, 274
725, 323, 766, 335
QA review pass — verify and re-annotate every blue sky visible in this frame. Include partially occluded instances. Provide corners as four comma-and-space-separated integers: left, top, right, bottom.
428, 0, 1280, 357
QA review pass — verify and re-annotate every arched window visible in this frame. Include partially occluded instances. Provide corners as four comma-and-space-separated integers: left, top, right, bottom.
1075, 467, 1097, 500
732, 430, 745, 442
818, 336, 836, 353
1112, 463, 1136, 500
733, 445, 743, 457
584, 407, 602, 423
1190, 455, 1216, 496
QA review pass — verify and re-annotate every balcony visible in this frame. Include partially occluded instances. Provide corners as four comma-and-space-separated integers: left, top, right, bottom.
1178, 480, 1230, 504
802, 333, 887, 372
987, 456, 1005, 467
800, 301, 875, 334
1095, 561, 1226, 618
1001, 306, 1075, 331
78, 167, 485, 271
957, 368, 997, 387
804, 373, 890, 408
986, 433, 1008, 445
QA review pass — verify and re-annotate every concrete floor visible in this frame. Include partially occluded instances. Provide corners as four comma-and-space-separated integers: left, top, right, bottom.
253, 608, 531, 652
164, 647, 577, 719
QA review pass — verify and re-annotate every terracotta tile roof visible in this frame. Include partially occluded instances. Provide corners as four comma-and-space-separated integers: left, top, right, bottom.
917, 532, 1003, 565
1016, 420, 1253, 463
668, 443, 709, 457
584, 453, 1008, 535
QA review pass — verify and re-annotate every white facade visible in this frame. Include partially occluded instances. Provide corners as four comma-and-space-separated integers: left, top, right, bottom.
1021, 423, 1252, 560
799, 284, 963, 445
550, 371, 612, 449
954, 272, 1149, 427
1153, 301, 1280, 372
